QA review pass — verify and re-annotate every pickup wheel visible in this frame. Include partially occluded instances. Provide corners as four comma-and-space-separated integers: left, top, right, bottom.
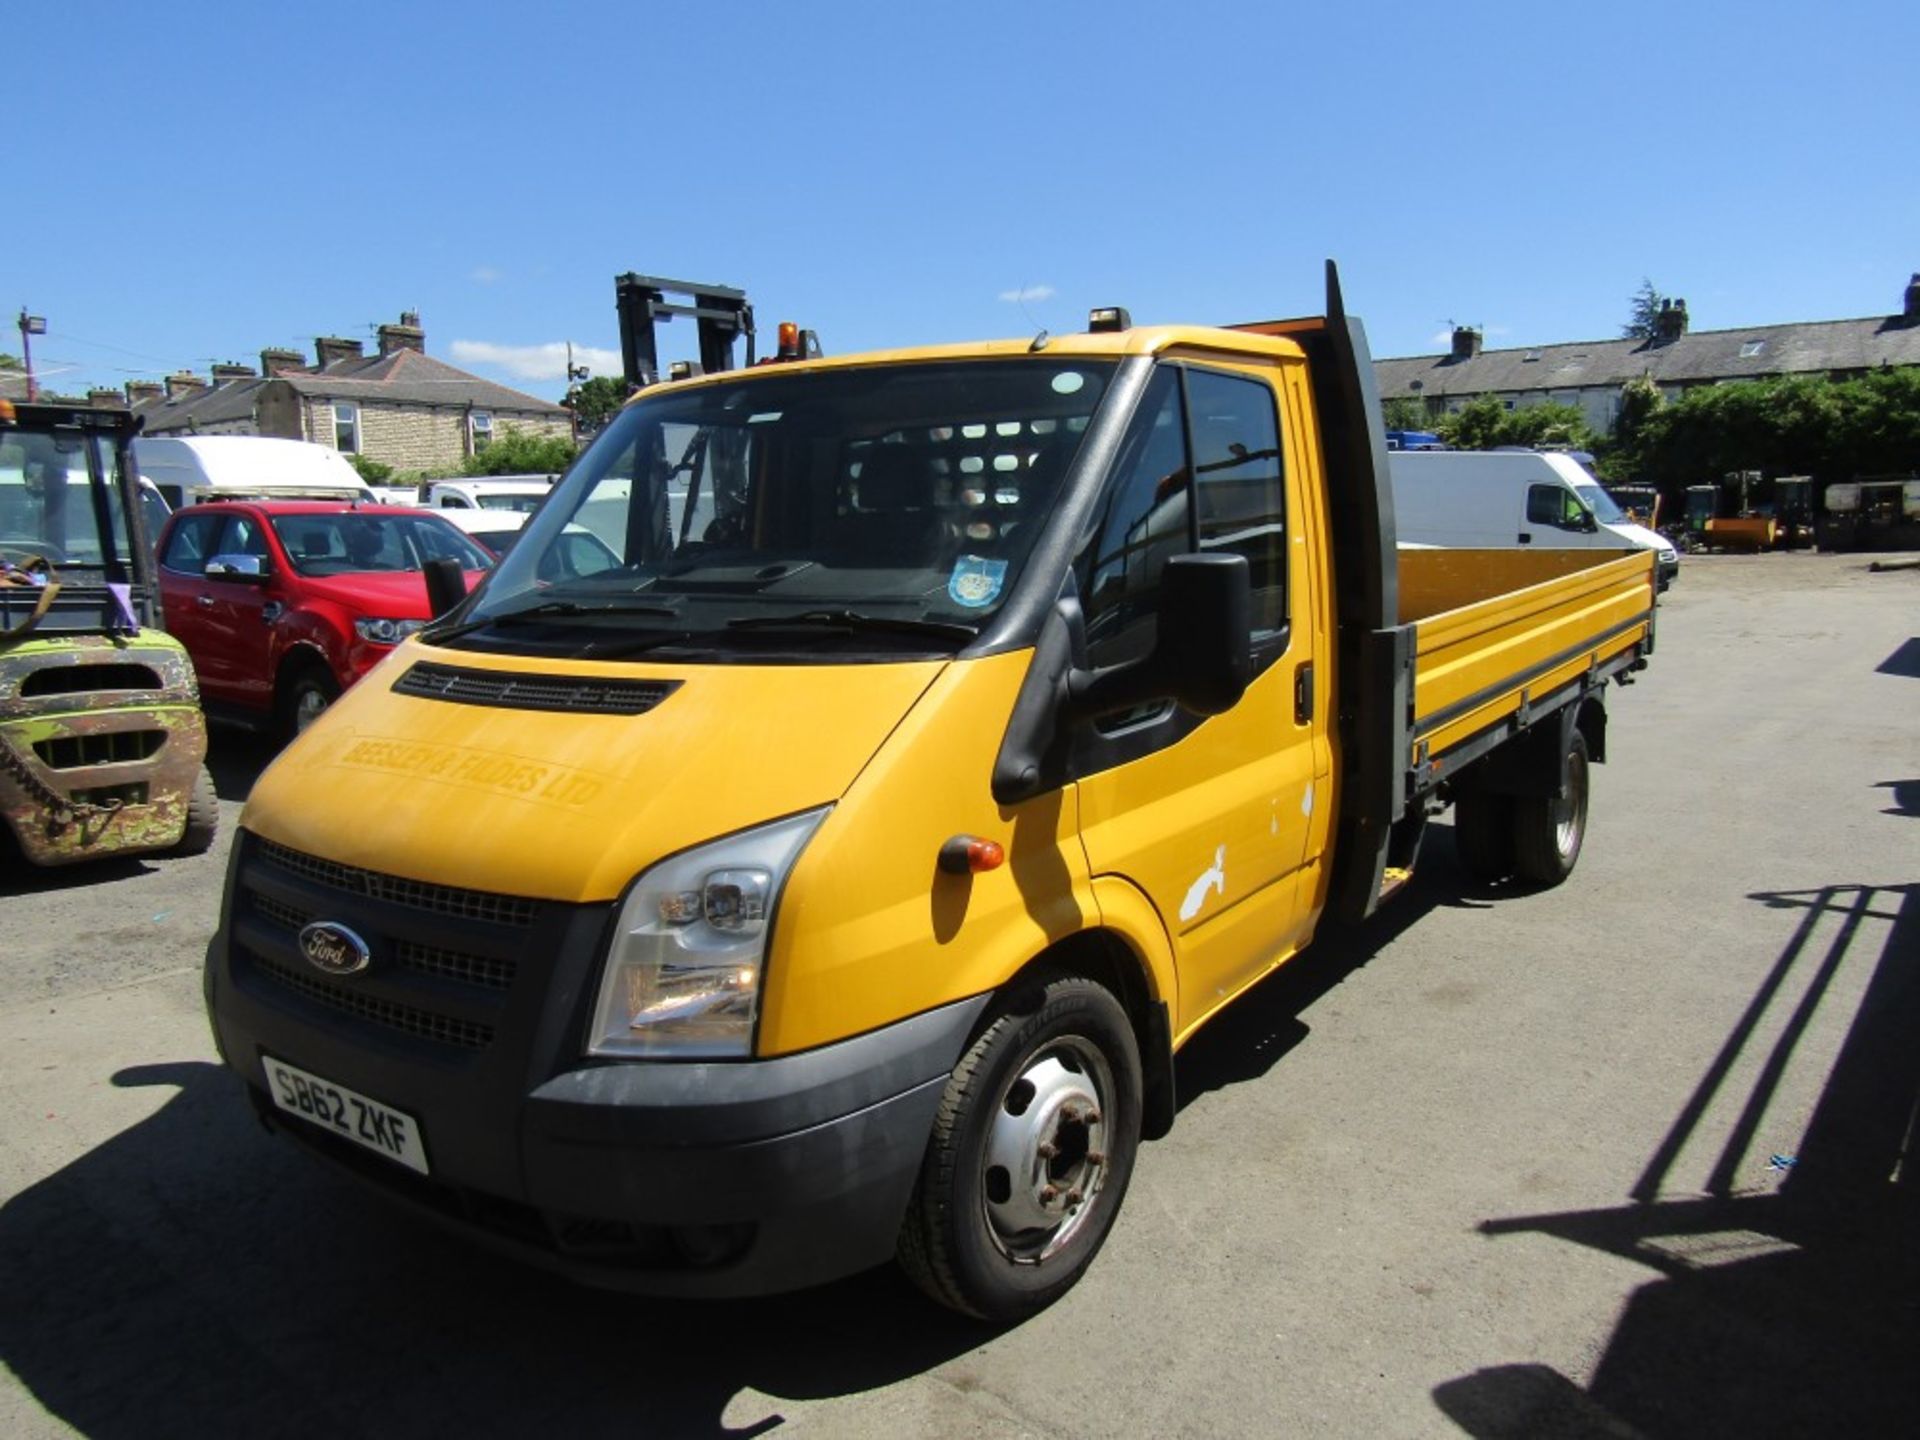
175, 766, 219, 854
897, 975, 1142, 1322
1451, 790, 1515, 883
1512, 732, 1589, 886
278, 664, 340, 739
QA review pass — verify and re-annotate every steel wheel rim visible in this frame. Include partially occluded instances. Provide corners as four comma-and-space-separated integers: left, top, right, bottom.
1555, 747, 1588, 856
981, 1034, 1114, 1264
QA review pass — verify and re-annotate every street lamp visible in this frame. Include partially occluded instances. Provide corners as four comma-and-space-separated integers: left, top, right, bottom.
18, 310, 46, 402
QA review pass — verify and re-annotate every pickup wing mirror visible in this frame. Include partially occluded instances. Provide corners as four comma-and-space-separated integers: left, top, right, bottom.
1066, 552, 1252, 722
204, 553, 270, 583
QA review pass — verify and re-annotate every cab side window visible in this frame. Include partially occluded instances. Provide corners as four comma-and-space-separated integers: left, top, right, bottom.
161, 513, 223, 573
1079, 364, 1288, 668
1188, 369, 1286, 637
1527, 484, 1584, 528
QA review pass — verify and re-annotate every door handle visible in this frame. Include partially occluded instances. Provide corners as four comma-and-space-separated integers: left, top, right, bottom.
196, 594, 214, 608
1518, 533, 1532, 544
1294, 661, 1315, 725
261, 602, 284, 625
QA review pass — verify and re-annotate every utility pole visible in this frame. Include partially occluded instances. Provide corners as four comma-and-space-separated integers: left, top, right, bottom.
18, 309, 46, 401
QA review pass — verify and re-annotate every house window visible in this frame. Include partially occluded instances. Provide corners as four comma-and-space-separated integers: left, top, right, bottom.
1739, 340, 1766, 359
469, 411, 494, 454
333, 402, 361, 454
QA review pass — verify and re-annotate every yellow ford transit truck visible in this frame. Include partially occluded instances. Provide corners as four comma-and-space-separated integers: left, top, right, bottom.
203, 266, 1655, 1319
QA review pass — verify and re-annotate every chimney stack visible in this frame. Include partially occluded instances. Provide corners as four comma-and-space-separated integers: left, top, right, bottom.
1653, 298, 1689, 344
377, 310, 425, 356
211, 362, 257, 384
314, 336, 364, 369
125, 380, 164, 405
164, 371, 209, 399
1449, 326, 1483, 361
261, 347, 306, 376
1905, 272, 1920, 322
88, 388, 126, 409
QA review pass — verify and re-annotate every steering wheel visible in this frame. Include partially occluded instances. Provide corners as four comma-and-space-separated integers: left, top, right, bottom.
0, 538, 65, 564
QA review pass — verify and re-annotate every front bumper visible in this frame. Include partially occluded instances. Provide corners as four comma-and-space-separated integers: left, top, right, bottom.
205, 833, 987, 1295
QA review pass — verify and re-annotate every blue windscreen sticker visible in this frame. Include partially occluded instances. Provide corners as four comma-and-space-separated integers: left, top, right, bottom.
948, 555, 1009, 608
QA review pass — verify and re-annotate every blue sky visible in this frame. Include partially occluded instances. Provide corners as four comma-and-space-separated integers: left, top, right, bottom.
11, 1, 1917, 403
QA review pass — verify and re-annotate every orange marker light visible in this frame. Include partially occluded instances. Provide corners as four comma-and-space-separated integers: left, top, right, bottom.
777, 321, 802, 358
938, 835, 1006, 875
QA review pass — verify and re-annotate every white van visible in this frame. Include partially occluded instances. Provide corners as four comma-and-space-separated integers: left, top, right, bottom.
420, 475, 555, 513
1390, 450, 1678, 587
133, 436, 375, 508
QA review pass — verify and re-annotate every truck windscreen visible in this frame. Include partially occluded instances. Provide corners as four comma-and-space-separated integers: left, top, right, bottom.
456, 360, 1116, 653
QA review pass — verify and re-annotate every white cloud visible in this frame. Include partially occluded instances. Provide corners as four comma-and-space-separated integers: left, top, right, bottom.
470, 266, 504, 285
449, 340, 622, 383
998, 284, 1056, 304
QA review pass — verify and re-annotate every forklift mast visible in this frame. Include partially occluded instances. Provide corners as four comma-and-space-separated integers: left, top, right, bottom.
614, 274, 755, 390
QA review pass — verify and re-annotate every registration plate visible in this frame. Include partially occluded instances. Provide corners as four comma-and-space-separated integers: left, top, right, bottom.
263, 1055, 430, 1176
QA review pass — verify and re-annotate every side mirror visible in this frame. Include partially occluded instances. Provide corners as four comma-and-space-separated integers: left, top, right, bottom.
1067, 552, 1252, 722
204, 553, 270, 583
1574, 509, 1599, 533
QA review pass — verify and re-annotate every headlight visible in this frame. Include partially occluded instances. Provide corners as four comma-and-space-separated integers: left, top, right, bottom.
587, 808, 829, 1059
354, 617, 426, 644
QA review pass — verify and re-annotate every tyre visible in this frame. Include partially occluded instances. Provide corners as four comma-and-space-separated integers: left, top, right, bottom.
1451, 788, 1515, 883
897, 974, 1143, 1322
279, 665, 340, 739
1512, 732, 1590, 886
176, 765, 219, 854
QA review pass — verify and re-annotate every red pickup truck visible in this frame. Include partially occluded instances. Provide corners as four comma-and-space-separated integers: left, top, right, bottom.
155, 501, 492, 734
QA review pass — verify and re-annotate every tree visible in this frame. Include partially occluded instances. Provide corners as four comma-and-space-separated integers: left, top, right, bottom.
461, 425, 576, 477
1622, 279, 1667, 340
1380, 396, 1433, 432
345, 452, 394, 484
565, 375, 629, 431
0, 353, 21, 370
1432, 397, 1601, 455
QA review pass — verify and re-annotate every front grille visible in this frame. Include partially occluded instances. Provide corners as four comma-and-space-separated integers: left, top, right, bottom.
244, 946, 496, 1049
394, 660, 679, 717
71, 781, 150, 808
257, 839, 539, 927
34, 730, 166, 769
249, 890, 517, 992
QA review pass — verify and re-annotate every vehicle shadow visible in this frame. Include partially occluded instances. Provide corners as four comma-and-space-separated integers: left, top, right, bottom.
1174, 828, 1488, 1112
0, 1061, 1000, 1440
1433, 882, 1920, 1438
206, 725, 282, 802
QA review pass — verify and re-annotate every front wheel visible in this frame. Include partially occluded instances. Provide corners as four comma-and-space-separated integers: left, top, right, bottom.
897, 975, 1143, 1322
1513, 732, 1590, 885
278, 665, 340, 739
175, 765, 219, 854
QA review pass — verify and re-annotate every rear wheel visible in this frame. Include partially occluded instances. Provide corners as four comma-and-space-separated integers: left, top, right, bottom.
175, 765, 219, 854
897, 975, 1142, 1322
1513, 732, 1590, 885
1452, 789, 1515, 883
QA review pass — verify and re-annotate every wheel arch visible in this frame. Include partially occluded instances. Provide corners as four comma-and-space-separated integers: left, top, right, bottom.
971, 908, 1180, 1142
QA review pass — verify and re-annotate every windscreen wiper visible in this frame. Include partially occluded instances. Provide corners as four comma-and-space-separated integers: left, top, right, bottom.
423, 598, 680, 643
725, 609, 978, 643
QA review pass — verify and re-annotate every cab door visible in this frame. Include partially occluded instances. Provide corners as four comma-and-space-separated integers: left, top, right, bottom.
1071, 359, 1322, 1039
